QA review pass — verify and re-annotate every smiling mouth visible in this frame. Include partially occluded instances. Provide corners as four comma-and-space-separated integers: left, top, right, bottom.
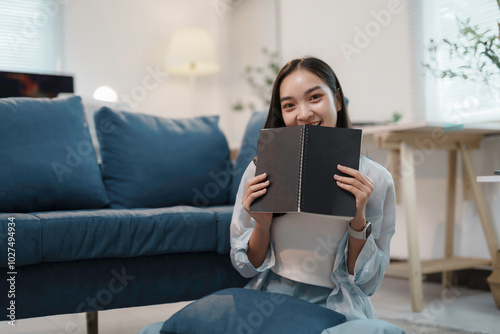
308, 121, 322, 126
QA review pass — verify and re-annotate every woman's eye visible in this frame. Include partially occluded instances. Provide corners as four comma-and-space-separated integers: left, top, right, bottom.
310, 94, 321, 101
282, 103, 294, 109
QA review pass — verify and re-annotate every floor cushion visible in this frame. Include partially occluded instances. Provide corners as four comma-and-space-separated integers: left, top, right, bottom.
160, 288, 346, 334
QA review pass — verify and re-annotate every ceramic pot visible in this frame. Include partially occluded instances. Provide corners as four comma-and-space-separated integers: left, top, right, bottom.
487, 250, 500, 309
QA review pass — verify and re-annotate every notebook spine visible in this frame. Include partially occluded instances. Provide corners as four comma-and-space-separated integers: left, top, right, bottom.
301, 125, 308, 210
297, 125, 307, 211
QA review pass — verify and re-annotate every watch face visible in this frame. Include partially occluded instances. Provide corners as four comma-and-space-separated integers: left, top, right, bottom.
366, 223, 372, 238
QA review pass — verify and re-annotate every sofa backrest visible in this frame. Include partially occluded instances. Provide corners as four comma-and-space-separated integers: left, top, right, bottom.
0, 94, 266, 212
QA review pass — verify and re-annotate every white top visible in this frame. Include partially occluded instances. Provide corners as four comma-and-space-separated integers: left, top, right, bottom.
271, 212, 347, 288
230, 155, 396, 321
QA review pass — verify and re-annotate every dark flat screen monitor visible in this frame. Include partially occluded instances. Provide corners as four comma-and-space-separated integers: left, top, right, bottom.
0, 71, 74, 98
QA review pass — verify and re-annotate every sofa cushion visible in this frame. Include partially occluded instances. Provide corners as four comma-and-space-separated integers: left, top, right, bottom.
35, 206, 218, 262
94, 107, 232, 209
0, 214, 42, 267
208, 205, 234, 254
160, 288, 346, 334
229, 110, 267, 203
0, 96, 110, 213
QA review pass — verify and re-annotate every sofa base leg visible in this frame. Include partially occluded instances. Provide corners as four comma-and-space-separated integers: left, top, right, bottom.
86, 311, 98, 334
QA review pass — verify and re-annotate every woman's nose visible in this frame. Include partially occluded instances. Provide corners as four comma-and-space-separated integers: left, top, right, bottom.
297, 105, 314, 121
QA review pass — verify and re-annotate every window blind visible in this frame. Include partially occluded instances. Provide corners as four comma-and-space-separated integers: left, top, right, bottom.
410, 0, 500, 123
0, 0, 63, 73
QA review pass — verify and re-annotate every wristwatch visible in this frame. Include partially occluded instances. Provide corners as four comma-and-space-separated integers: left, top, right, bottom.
348, 221, 372, 240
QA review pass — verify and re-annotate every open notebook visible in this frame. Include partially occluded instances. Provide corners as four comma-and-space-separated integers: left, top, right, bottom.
250, 125, 361, 218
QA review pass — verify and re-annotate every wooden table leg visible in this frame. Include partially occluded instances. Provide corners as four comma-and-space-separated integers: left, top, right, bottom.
388, 149, 402, 204
400, 141, 424, 311
460, 144, 499, 261
443, 149, 457, 287
462, 158, 472, 201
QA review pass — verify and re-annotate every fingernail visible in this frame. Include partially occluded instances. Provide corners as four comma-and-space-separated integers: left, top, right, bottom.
337, 164, 342, 169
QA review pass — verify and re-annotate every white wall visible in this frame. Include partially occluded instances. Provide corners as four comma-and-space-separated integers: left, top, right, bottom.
63, 0, 231, 130
224, 0, 279, 147
225, 0, 414, 146
279, 0, 413, 124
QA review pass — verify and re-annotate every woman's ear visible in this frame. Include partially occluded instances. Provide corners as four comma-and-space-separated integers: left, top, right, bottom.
334, 91, 342, 112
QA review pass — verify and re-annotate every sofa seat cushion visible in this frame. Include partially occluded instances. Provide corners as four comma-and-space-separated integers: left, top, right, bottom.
0, 214, 42, 267
94, 107, 232, 209
207, 205, 234, 255
0, 96, 110, 213
36, 206, 218, 262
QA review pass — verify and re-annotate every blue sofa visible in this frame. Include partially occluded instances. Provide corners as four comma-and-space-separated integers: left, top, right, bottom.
0, 96, 266, 328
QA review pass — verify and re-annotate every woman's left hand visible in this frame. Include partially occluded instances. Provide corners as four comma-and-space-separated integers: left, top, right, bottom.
334, 164, 373, 226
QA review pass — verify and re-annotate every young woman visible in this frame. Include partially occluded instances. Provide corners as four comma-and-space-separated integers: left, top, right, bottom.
230, 57, 404, 333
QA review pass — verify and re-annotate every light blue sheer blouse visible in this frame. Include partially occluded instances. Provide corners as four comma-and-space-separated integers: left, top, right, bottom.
230, 155, 396, 321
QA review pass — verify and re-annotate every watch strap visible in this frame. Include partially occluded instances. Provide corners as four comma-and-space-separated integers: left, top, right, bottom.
348, 221, 371, 240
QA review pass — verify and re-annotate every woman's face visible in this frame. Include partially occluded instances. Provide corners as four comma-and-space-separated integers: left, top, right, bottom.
279, 69, 339, 128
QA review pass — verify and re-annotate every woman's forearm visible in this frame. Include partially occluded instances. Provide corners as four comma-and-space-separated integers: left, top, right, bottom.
347, 216, 367, 274
247, 221, 271, 268
347, 237, 366, 274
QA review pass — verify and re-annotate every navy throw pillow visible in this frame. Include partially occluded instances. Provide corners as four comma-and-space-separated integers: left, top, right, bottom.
161, 288, 346, 334
0, 96, 110, 213
229, 111, 267, 203
94, 107, 232, 208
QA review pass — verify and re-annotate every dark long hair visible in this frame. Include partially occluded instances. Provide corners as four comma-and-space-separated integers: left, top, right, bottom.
264, 57, 351, 129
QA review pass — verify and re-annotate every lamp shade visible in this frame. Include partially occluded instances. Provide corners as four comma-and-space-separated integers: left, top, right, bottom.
165, 27, 220, 76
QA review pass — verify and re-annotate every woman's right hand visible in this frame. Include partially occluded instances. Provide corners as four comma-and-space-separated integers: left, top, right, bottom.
242, 172, 273, 227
